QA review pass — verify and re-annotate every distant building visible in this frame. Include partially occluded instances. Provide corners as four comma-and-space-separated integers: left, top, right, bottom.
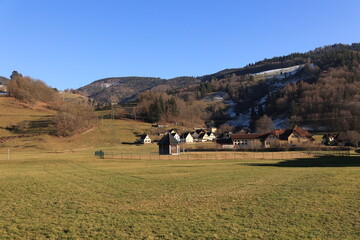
136, 134, 151, 144
231, 132, 279, 148
158, 133, 180, 155
171, 132, 181, 142
0, 85, 7, 92
271, 125, 314, 146
217, 125, 314, 149
334, 131, 360, 147
322, 134, 336, 146
180, 132, 194, 143
206, 132, 216, 142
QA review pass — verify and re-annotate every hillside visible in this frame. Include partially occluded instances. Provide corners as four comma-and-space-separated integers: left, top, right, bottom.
0, 76, 9, 85
78, 76, 199, 103
0, 95, 157, 152
77, 43, 360, 132
78, 43, 360, 103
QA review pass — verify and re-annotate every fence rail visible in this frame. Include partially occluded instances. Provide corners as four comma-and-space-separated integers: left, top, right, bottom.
0, 148, 351, 161
99, 151, 312, 161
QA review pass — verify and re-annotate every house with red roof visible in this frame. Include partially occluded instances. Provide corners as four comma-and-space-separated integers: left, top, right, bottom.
223, 125, 314, 149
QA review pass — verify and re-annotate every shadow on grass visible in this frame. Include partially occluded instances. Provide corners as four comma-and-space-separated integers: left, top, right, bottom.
244, 156, 360, 167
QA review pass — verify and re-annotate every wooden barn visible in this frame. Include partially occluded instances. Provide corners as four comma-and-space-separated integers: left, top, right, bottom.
158, 133, 180, 155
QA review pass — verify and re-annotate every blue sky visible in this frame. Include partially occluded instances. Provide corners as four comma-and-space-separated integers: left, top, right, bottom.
0, 0, 359, 90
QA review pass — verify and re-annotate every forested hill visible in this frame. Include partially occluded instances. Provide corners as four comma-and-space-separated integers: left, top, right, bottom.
78, 76, 199, 103
0, 76, 9, 85
78, 43, 360, 105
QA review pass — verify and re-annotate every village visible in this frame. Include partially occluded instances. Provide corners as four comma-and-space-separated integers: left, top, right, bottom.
136, 125, 360, 155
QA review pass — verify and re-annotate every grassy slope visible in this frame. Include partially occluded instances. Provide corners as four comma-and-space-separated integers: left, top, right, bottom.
0, 96, 56, 137
0, 95, 157, 152
0, 153, 358, 239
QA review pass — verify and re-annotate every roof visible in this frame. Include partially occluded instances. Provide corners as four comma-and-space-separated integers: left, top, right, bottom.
158, 133, 179, 145
292, 125, 313, 137
195, 129, 205, 134
180, 132, 192, 138
271, 125, 313, 140
231, 133, 269, 140
139, 134, 149, 140
198, 132, 207, 138
335, 131, 360, 141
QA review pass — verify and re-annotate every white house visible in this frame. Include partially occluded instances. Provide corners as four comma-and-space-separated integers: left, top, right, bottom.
171, 132, 181, 142
180, 132, 194, 143
206, 132, 216, 142
137, 134, 151, 144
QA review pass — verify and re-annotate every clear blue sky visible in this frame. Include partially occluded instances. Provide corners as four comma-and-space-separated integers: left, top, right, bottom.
1, 0, 359, 90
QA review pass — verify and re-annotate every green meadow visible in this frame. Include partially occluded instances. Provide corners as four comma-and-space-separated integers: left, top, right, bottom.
0, 151, 359, 239
0, 96, 359, 239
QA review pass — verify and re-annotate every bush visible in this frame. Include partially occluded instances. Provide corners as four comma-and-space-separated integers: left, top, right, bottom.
53, 103, 98, 137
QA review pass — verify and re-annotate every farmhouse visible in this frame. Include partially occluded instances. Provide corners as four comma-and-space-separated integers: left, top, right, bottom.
180, 132, 194, 143
231, 132, 279, 148
334, 131, 360, 147
217, 126, 313, 149
271, 125, 314, 146
158, 133, 180, 155
136, 134, 151, 144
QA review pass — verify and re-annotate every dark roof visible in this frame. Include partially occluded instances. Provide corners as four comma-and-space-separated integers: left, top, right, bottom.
195, 129, 205, 134
231, 133, 268, 140
139, 134, 149, 140
180, 132, 191, 138
335, 131, 360, 141
198, 132, 206, 138
158, 133, 179, 145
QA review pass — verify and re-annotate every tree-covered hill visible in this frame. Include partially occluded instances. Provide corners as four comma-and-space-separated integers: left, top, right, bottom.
77, 43, 360, 131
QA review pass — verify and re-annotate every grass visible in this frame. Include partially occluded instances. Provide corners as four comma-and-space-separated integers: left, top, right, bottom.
0, 96, 156, 152
0, 151, 359, 239
0, 96, 359, 239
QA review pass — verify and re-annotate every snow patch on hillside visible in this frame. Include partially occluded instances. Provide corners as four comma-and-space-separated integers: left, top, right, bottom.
226, 64, 307, 128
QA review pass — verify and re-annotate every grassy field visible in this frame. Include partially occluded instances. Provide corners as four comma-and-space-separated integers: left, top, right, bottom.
0, 96, 359, 239
0, 151, 359, 239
